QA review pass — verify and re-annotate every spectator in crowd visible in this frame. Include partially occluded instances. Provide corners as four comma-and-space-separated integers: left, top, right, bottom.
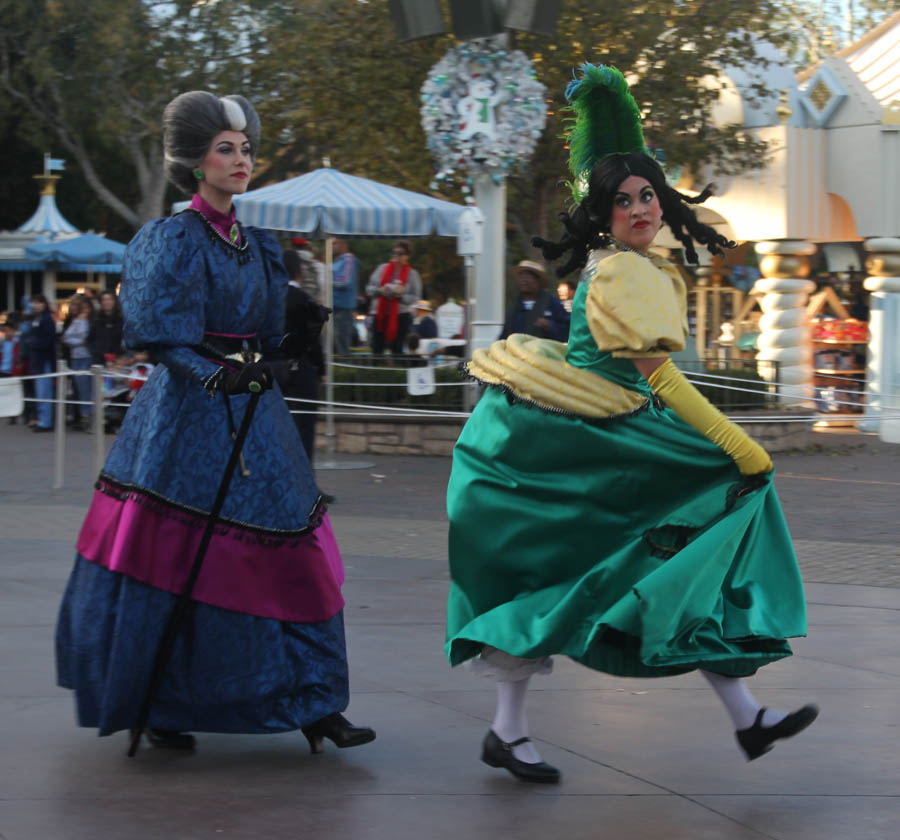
61, 296, 95, 429
366, 240, 422, 354
90, 290, 125, 366
1, 316, 22, 377
22, 294, 56, 432
330, 237, 359, 356
1, 316, 23, 425
499, 260, 571, 342
281, 247, 327, 466
409, 300, 438, 340
16, 298, 37, 425
290, 238, 324, 302
126, 350, 154, 402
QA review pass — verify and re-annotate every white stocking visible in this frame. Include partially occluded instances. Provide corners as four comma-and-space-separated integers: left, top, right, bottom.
701, 670, 786, 730
492, 677, 543, 764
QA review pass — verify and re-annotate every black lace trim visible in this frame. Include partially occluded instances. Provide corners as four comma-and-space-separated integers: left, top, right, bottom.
462, 364, 657, 428
643, 474, 769, 561
606, 238, 656, 261
644, 524, 697, 559
180, 209, 254, 265
95, 474, 326, 545
725, 472, 769, 511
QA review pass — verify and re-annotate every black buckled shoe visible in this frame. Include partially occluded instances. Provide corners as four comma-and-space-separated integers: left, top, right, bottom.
130, 728, 196, 751
301, 713, 376, 754
481, 730, 561, 783
736, 705, 819, 761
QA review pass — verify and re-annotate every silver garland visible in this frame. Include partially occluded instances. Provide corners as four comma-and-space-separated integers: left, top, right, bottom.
420, 38, 547, 200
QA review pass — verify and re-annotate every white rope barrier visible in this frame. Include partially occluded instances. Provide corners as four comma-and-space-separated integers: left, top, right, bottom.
282, 394, 471, 417
14, 370, 91, 381
330, 360, 460, 371
7, 370, 898, 428
682, 375, 890, 407
288, 409, 472, 418
727, 414, 900, 423
11, 369, 149, 382
23, 397, 96, 407
324, 380, 465, 387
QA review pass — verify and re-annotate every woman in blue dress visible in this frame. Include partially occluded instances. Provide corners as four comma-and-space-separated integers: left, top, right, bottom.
56, 91, 374, 754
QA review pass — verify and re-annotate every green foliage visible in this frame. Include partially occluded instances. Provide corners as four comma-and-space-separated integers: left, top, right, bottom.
1, 0, 841, 264
0, 0, 279, 236
774, 0, 898, 69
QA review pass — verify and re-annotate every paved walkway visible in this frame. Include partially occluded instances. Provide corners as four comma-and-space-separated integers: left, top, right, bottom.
1, 422, 899, 839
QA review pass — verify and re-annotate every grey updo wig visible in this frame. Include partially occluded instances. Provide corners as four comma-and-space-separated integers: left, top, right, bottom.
163, 91, 261, 195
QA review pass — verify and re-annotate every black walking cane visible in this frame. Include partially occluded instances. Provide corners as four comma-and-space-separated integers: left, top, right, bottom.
127, 387, 263, 757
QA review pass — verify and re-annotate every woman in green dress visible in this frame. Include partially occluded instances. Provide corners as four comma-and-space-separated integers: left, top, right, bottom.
445, 65, 817, 784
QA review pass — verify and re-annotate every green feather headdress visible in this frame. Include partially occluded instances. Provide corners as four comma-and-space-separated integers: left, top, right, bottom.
562, 63, 648, 200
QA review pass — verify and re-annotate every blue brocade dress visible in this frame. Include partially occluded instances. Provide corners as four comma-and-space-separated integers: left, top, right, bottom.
55, 210, 350, 736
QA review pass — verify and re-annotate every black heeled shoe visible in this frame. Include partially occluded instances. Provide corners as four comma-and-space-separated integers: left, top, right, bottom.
301, 713, 375, 754
130, 728, 196, 751
481, 730, 561, 784
736, 704, 819, 761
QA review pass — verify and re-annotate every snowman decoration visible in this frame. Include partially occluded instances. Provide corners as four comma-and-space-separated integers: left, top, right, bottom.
457, 75, 503, 141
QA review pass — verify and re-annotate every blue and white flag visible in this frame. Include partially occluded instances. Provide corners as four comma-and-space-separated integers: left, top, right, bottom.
46, 156, 66, 172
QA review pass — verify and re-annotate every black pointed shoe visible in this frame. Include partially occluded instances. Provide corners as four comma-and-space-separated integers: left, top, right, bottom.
130, 728, 196, 751
301, 713, 376, 754
736, 705, 819, 761
481, 730, 561, 783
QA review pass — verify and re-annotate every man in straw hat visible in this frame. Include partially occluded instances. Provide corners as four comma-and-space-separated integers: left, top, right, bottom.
410, 299, 438, 340
499, 259, 570, 341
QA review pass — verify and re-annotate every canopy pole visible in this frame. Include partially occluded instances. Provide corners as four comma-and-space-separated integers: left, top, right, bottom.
324, 237, 335, 456
471, 174, 506, 352
463, 255, 477, 413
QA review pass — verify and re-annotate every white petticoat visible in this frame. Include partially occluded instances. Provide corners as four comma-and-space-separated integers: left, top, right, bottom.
466, 646, 554, 682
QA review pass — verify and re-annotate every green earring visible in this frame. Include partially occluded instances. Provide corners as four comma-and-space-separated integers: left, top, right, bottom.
193, 168, 204, 180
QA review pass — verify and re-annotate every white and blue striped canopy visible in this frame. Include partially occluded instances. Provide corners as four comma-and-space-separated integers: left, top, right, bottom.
234, 168, 466, 238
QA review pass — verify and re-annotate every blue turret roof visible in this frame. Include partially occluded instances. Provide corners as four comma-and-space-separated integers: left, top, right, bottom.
17, 180, 79, 238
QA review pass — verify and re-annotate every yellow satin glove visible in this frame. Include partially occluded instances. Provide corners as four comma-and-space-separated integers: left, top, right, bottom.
647, 358, 772, 475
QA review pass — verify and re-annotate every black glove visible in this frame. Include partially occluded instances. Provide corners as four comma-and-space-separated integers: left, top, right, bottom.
207, 362, 273, 395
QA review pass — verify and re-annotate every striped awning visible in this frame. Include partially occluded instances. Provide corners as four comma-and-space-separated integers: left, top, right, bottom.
233, 168, 466, 237
57, 263, 122, 274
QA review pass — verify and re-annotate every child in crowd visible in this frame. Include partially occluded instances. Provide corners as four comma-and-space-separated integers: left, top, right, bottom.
1, 317, 24, 424
126, 350, 154, 403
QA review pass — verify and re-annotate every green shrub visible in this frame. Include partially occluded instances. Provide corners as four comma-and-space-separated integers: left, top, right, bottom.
330, 359, 466, 411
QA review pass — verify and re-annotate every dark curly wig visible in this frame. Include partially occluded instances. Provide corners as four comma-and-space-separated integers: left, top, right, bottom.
533, 152, 734, 277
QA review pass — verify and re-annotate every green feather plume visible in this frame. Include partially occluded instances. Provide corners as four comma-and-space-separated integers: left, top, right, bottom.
562, 64, 647, 200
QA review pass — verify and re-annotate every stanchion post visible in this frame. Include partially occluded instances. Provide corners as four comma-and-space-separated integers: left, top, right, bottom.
92, 365, 105, 475
53, 367, 67, 489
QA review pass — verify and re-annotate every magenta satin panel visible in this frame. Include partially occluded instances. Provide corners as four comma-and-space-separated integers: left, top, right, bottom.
77, 490, 345, 623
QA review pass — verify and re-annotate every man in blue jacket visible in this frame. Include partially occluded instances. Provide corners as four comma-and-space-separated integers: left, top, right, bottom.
331, 238, 359, 355
499, 260, 570, 341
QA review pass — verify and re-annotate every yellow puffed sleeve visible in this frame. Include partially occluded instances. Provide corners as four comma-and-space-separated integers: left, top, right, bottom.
585, 251, 688, 358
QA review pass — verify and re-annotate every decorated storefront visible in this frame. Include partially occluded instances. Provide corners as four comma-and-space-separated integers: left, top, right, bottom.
664, 12, 900, 441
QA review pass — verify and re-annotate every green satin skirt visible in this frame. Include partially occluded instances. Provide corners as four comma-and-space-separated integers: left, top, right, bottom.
446, 388, 807, 678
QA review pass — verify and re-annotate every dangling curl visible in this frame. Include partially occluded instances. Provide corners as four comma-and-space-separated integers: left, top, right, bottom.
532, 152, 734, 277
